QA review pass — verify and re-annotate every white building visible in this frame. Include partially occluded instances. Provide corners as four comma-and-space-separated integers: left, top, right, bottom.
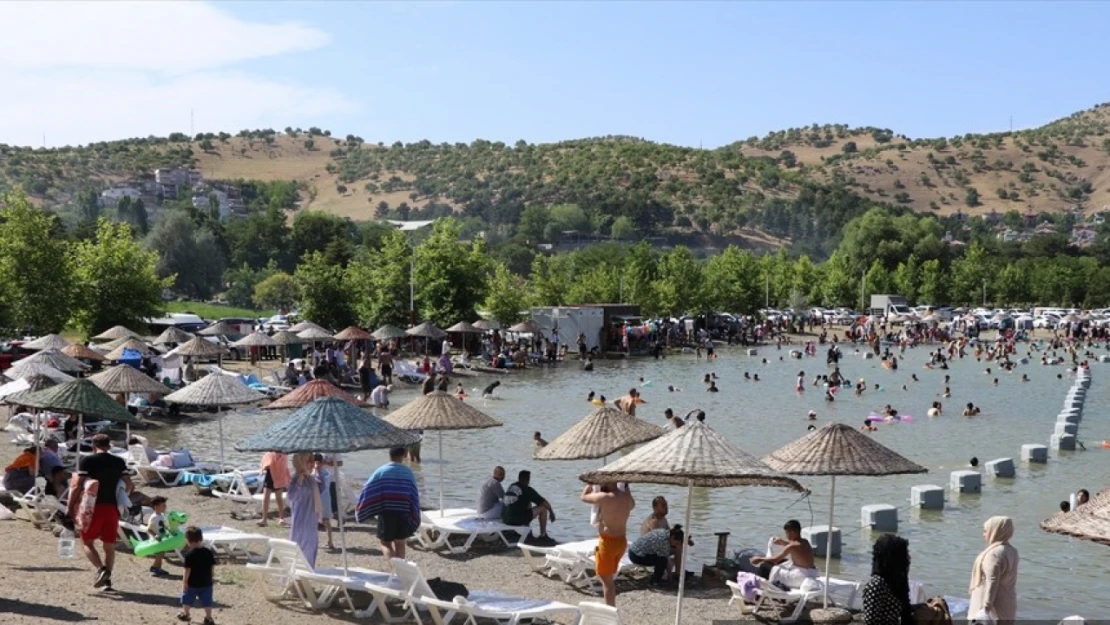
99, 186, 141, 207
192, 189, 231, 219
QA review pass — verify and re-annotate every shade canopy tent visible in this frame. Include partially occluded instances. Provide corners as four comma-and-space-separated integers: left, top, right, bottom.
371, 324, 407, 341
92, 325, 141, 342
19, 378, 140, 424
62, 343, 106, 362
507, 320, 539, 334
22, 334, 71, 351
472, 319, 500, 331
153, 327, 194, 345
579, 420, 804, 625
382, 391, 503, 514
1042, 487, 1110, 547
536, 406, 665, 461
89, 365, 169, 396
406, 322, 447, 340
3, 362, 74, 383
164, 373, 266, 469
103, 339, 155, 360
11, 348, 90, 374
236, 397, 421, 573
264, 378, 366, 410
762, 422, 927, 607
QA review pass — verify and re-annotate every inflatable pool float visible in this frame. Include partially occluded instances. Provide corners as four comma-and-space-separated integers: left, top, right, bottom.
867, 414, 914, 423
1101, 441, 1110, 450
131, 511, 189, 557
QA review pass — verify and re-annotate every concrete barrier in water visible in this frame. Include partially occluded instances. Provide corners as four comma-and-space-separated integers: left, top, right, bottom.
1051, 433, 1076, 451
1054, 421, 1079, 437
1058, 412, 1081, 425
862, 352, 874, 360
746, 349, 757, 356
1021, 444, 1048, 463
910, 485, 945, 509
861, 504, 898, 532
984, 458, 1015, 478
950, 470, 982, 493
802, 525, 842, 557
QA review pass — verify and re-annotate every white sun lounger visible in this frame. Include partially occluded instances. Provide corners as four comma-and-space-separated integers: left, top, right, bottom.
12, 478, 65, 528
196, 525, 271, 559
391, 557, 582, 625
412, 508, 477, 549
727, 575, 865, 623
127, 446, 218, 486
579, 601, 622, 625
247, 538, 409, 621
210, 469, 266, 518
518, 537, 639, 594
414, 511, 530, 554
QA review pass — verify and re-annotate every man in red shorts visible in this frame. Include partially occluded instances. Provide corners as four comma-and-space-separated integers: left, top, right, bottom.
77, 433, 132, 590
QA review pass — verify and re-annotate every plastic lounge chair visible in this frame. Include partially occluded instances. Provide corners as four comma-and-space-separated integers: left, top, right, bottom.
196, 525, 271, 560
211, 469, 266, 518
414, 512, 529, 554
390, 557, 581, 625
246, 538, 409, 621
128, 446, 216, 487
579, 601, 622, 625
727, 577, 860, 624
518, 538, 638, 594
13, 478, 65, 528
412, 508, 478, 549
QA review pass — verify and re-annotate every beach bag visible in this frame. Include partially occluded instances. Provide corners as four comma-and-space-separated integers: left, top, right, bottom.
68, 476, 99, 532
426, 577, 469, 600
733, 572, 761, 602
914, 596, 953, 625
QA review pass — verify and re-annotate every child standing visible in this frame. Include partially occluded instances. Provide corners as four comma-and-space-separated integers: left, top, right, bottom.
178, 527, 216, 625
147, 496, 169, 576
313, 454, 335, 550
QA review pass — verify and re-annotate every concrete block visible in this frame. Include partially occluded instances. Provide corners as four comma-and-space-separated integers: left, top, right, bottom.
950, 470, 982, 493
911, 485, 945, 510
746, 349, 758, 356
984, 458, 1015, 478
1076, 378, 1091, 388
1058, 412, 1081, 425
862, 352, 874, 360
1022, 444, 1048, 463
1054, 421, 1079, 437
802, 525, 842, 557
1100, 355, 1110, 363
861, 504, 898, 532
1051, 433, 1076, 451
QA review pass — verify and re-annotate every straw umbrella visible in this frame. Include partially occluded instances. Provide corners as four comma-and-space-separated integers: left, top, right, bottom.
579, 420, 804, 625
236, 397, 421, 573
1, 373, 57, 405
103, 338, 155, 361
1042, 487, 1110, 546
173, 336, 226, 371
290, 320, 328, 334
164, 372, 266, 470
406, 322, 446, 339
264, 378, 367, 410
199, 321, 237, 337
297, 327, 334, 341
89, 365, 169, 396
762, 422, 927, 607
92, 325, 141, 342
3, 362, 74, 383
472, 319, 500, 331
153, 327, 194, 345
333, 326, 373, 370
62, 343, 106, 363
507, 320, 539, 334
23, 333, 71, 351
382, 391, 502, 515
372, 324, 407, 341
536, 406, 665, 461
269, 330, 306, 362
9, 348, 89, 375
232, 331, 280, 365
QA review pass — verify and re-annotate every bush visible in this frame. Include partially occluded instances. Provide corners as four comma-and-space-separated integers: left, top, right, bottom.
336, 184, 348, 194
304, 139, 315, 151
966, 187, 981, 207
997, 188, 1008, 200
841, 141, 857, 154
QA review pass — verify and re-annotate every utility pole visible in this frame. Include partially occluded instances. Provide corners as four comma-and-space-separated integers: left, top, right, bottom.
982, 278, 987, 307
765, 273, 769, 308
410, 258, 416, 327
860, 269, 867, 313
619, 275, 624, 304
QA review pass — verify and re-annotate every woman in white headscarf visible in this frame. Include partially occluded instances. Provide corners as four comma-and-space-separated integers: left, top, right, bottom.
968, 516, 1019, 623
287, 453, 324, 567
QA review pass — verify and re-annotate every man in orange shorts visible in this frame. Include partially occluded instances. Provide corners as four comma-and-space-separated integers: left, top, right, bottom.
581, 482, 635, 606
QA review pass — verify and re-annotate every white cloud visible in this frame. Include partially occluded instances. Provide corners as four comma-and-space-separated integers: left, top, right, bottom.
0, 2, 350, 147
0, 2, 330, 72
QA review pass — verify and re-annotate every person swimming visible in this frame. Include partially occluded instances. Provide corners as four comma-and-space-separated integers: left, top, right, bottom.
807, 410, 817, 421
592, 394, 607, 406
943, 386, 951, 398
962, 402, 980, 416
824, 389, 835, 402
584, 357, 594, 372
667, 385, 682, 392
753, 374, 760, 382
455, 383, 468, 399
587, 391, 596, 403
928, 401, 942, 417
1021, 374, 1029, 382
482, 380, 501, 398
911, 374, 919, 382
969, 457, 979, 467
796, 371, 805, 392
861, 420, 877, 433
807, 424, 817, 431
707, 381, 719, 392
744, 372, 751, 380
993, 378, 999, 385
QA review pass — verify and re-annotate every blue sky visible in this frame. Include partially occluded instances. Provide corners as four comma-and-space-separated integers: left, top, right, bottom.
1, 1, 1107, 147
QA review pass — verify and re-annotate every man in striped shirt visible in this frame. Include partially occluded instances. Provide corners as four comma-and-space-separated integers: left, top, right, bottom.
356, 447, 420, 563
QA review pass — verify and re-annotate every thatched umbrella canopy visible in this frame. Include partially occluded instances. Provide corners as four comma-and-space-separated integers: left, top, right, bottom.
11, 348, 89, 374
270, 330, 307, 345
406, 322, 446, 340
92, 325, 141, 342
23, 333, 71, 351
231, 331, 280, 348
173, 336, 224, 357
536, 406, 665, 461
372, 324, 407, 340
1042, 487, 1110, 547
89, 365, 169, 396
103, 338, 154, 360
445, 321, 482, 334
3, 362, 74, 383
62, 343, 106, 362
289, 320, 327, 333
1062, 313, 1081, 324
19, 378, 139, 423
507, 320, 539, 334
264, 378, 366, 410
198, 321, 237, 336
164, 373, 266, 469
297, 327, 335, 341
2, 373, 58, 405
333, 326, 373, 341
472, 319, 500, 331
762, 422, 927, 607
579, 420, 803, 625
153, 327, 194, 345
383, 391, 503, 514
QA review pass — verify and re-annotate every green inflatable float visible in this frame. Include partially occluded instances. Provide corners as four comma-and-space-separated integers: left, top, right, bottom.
131, 511, 189, 558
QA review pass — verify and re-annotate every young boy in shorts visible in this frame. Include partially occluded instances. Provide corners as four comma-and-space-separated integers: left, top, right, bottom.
178, 526, 216, 624
147, 496, 169, 576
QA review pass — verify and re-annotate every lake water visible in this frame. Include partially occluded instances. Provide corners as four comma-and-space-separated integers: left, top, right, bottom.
154, 342, 1110, 618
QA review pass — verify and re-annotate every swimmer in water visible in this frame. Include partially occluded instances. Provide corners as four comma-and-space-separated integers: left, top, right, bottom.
993, 378, 999, 386
824, 389, 835, 402
985, 368, 992, 375
911, 374, 919, 382
962, 402, 980, 416
707, 381, 719, 392
969, 457, 979, 467
943, 386, 951, 398
861, 420, 878, 433
807, 410, 817, 421
588, 391, 595, 402
584, 357, 594, 372
592, 394, 607, 406
482, 380, 501, 399
928, 401, 942, 417
753, 374, 760, 382
1021, 374, 1029, 382
455, 383, 468, 399
703, 374, 712, 384
761, 358, 768, 365
744, 372, 751, 380
901, 385, 908, 391
807, 424, 817, 431
667, 385, 681, 392
873, 383, 882, 391
796, 371, 805, 392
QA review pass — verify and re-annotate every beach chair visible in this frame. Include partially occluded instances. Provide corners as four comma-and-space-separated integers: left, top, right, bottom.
211, 469, 266, 518
414, 511, 530, 554
518, 538, 638, 594
13, 478, 65, 528
412, 508, 478, 549
391, 558, 582, 625
196, 525, 272, 560
579, 601, 622, 625
246, 538, 409, 621
726, 577, 860, 624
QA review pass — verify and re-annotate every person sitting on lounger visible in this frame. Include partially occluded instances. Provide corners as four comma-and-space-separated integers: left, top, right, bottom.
749, 519, 819, 589
502, 470, 555, 544
476, 466, 506, 519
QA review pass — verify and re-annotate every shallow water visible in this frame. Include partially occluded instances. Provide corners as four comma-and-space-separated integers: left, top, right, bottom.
153, 342, 1110, 618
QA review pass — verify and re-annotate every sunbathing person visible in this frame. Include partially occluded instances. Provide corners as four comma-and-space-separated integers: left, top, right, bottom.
749, 519, 819, 588
502, 470, 556, 544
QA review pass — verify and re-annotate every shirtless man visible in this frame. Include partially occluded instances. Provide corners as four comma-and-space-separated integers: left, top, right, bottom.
749, 519, 818, 589
581, 482, 635, 606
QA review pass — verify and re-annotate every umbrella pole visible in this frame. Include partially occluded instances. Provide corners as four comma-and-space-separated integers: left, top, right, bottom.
674, 481, 693, 625
217, 407, 226, 472
438, 430, 445, 517
336, 454, 349, 575
823, 475, 836, 608
33, 410, 40, 484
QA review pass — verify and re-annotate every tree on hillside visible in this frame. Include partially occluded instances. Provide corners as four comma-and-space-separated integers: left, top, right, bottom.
290, 211, 356, 267
702, 246, 760, 313
841, 141, 857, 154
655, 246, 705, 317
293, 251, 354, 329
225, 205, 291, 271
0, 190, 73, 333
965, 187, 981, 207
253, 272, 299, 312
72, 219, 171, 336
610, 215, 637, 240
223, 262, 277, 310
347, 230, 412, 328
484, 262, 528, 327
146, 211, 226, 300
413, 219, 489, 325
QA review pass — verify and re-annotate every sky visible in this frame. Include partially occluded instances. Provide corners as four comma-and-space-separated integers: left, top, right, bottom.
1, 1, 1108, 149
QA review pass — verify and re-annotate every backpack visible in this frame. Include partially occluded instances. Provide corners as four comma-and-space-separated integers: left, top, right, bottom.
914, 595, 953, 625
426, 577, 469, 600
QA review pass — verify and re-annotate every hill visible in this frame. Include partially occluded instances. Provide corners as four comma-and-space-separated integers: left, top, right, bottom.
3, 103, 1110, 252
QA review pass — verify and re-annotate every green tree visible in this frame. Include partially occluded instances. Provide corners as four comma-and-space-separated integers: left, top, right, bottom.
252, 272, 300, 312
225, 205, 292, 271
841, 141, 857, 154
223, 262, 276, 310
290, 211, 355, 267
621, 242, 659, 314
951, 242, 991, 305
518, 205, 550, 242
655, 246, 704, 316
293, 251, 355, 329
71, 219, 171, 335
146, 211, 226, 300
703, 246, 760, 313
348, 230, 412, 327
610, 215, 637, 240
529, 254, 570, 306
0, 190, 73, 333
413, 219, 489, 324
918, 259, 947, 305
820, 251, 858, 307
892, 254, 920, 304
864, 259, 894, 297
484, 262, 528, 326
965, 187, 981, 207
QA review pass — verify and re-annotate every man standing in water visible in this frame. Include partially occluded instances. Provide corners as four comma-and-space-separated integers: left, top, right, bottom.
581, 482, 635, 606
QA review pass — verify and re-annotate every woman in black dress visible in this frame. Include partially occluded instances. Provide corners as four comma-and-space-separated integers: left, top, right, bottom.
861, 534, 914, 625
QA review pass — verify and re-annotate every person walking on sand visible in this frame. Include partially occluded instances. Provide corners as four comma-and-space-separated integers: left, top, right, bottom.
581, 482, 635, 606
356, 447, 420, 564
70, 433, 133, 590
968, 516, 1019, 624
258, 452, 289, 527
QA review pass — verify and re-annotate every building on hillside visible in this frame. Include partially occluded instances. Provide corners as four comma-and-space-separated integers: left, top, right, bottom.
192, 188, 230, 219
99, 186, 141, 207
1071, 227, 1097, 248
155, 168, 202, 200
1034, 222, 1057, 236
997, 228, 1031, 243
385, 220, 435, 232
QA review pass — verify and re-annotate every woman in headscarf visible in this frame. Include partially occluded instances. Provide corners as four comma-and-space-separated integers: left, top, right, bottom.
968, 516, 1019, 623
860, 534, 914, 625
287, 453, 325, 567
